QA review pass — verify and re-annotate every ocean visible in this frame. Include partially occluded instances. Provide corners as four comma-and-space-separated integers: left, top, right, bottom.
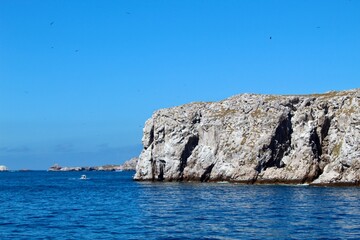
1, 171, 360, 239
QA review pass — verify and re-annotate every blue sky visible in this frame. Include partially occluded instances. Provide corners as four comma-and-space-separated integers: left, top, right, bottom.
0, 0, 359, 170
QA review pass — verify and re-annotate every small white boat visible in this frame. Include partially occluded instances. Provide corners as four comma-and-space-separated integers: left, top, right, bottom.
80, 174, 87, 180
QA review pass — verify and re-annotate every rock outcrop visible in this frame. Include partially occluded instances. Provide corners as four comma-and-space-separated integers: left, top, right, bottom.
120, 157, 138, 171
134, 89, 360, 185
48, 159, 138, 172
0, 165, 8, 171
48, 164, 122, 171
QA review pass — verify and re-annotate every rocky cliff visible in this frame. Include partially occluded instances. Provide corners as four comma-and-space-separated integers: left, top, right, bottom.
134, 89, 360, 185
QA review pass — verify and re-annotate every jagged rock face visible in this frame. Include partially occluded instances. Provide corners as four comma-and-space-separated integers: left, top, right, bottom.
134, 89, 360, 185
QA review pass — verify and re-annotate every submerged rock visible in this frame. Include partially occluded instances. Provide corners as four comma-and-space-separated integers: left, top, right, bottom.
134, 89, 360, 185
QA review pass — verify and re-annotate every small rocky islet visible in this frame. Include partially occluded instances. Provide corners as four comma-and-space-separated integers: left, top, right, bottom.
0, 165, 8, 171
134, 89, 360, 186
48, 157, 138, 172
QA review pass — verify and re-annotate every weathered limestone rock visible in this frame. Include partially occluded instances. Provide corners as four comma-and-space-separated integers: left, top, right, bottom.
134, 89, 360, 185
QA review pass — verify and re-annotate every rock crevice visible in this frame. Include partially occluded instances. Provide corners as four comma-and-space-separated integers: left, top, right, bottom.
179, 136, 199, 180
256, 112, 293, 173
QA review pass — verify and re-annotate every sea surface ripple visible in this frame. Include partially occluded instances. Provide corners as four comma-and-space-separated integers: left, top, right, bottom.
1, 171, 360, 239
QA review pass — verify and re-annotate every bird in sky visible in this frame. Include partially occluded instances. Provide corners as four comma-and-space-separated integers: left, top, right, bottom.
50, 21, 54, 26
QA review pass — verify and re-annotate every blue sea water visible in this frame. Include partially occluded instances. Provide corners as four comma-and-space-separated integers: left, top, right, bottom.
1, 171, 360, 239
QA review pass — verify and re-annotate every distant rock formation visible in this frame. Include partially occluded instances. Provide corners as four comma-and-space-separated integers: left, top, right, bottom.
120, 157, 138, 171
0, 165, 8, 171
48, 164, 62, 171
48, 159, 138, 172
134, 89, 360, 185
48, 164, 122, 172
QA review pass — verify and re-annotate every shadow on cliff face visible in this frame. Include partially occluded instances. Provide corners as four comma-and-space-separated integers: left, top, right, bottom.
254, 108, 333, 183
179, 136, 199, 180
200, 163, 215, 182
256, 113, 293, 173
304, 115, 332, 182
158, 159, 166, 181
148, 126, 154, 149
150, 157, 166, 181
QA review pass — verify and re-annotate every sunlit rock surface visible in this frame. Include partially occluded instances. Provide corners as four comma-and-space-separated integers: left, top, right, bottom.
134, 89, 360, 185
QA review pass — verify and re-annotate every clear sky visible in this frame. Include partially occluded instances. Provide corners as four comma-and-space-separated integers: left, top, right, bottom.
1, 0, 359, 170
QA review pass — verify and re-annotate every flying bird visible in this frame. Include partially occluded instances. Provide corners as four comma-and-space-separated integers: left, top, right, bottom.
50, 21, 54, 26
